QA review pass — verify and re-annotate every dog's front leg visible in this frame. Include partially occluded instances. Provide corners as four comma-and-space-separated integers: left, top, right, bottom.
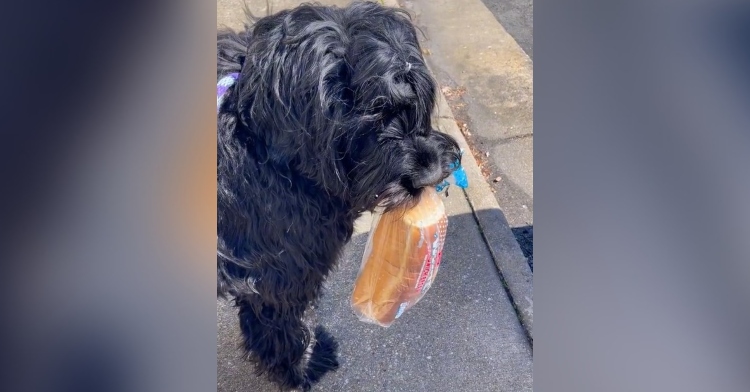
237, 293, 338, 391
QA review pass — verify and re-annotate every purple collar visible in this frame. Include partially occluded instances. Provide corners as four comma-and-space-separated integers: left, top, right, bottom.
217, 73, 239, 113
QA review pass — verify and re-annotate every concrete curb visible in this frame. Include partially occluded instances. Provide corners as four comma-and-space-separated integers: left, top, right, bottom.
433, 88, 534, 343
383, 0, 533, 342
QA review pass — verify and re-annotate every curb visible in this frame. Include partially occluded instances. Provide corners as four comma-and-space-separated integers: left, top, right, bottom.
435, 91, 534, 343
383, 0, 533, 342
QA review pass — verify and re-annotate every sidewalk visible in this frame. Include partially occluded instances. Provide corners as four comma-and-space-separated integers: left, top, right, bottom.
402, 0, 534, 270
218, 190, 532, 391
217, 1, 533, 391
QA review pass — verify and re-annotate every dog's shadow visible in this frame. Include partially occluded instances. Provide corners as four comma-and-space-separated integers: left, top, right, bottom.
217, 212, 531, 392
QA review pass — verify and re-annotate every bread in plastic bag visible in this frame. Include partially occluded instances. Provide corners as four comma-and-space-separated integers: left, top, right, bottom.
351, 187, 448, 327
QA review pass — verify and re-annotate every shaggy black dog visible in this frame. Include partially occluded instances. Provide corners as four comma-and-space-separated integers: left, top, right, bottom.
217, 1, 460, 390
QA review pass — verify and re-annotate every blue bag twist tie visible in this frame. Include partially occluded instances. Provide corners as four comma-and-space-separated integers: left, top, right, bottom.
436, 151, 469, 194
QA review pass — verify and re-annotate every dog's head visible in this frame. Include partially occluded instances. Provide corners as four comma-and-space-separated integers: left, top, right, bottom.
229, 1, 461, 212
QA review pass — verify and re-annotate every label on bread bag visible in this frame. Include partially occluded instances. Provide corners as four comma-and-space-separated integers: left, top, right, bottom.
415, 240, 434, 292
415, 231, 445, 294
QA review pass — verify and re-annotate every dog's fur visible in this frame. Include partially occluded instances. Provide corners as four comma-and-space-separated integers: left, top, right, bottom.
217, 2, 460, 390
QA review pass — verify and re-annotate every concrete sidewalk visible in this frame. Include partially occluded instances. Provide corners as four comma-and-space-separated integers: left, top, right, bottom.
217, 1, 533, 391
218, 191, 532, 392
402, 0, 534, 270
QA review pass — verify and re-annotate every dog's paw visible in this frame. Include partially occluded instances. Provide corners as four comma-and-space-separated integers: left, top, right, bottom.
304, 326, 340, 385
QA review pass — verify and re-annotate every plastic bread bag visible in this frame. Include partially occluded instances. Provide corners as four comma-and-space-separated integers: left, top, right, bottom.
351, 187, 448, 327
350, 158, 468, 327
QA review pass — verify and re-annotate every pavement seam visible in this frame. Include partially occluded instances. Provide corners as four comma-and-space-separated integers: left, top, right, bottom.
492, 133, 534, 144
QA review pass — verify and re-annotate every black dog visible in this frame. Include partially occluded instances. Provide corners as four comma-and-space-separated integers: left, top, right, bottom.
217, 2, 460, 390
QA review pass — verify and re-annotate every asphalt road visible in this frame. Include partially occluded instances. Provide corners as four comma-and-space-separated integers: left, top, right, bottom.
480, 0, 533, 60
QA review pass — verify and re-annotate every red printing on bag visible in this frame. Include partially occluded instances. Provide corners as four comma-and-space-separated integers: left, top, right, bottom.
415, 253, 432, 292
416, 231, 443, 292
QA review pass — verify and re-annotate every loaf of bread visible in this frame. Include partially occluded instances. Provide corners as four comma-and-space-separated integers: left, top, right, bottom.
351, 187, 448, 327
